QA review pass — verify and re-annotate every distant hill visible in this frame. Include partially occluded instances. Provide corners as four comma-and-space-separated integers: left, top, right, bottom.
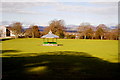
22, 26, 46, 31
39, 25, 79, 32
65, 25, 79, 32
109, 26, 117, 29
4, 24, 117, 33
38, 26, 47, 31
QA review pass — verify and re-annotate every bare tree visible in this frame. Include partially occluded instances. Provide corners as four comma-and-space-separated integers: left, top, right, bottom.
78, 22, 92, 39
95, 27, 105, 40
95, 24, 108, 40
10, 22, 23, 38
25, 25, 40, 38
0, 29, 3, 37
24, 28, 32, 38
31, 25, 40, 38
44, 19, 65, 38
110, 29, 119, 40
85, 28, 94, 39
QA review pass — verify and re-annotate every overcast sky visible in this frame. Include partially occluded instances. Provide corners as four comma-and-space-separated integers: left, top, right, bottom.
0, 0, 119, 27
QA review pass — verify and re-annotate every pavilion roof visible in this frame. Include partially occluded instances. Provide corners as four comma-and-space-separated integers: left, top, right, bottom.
41, 31, 59, 38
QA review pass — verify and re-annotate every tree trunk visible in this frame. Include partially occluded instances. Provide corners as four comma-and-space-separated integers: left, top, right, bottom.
15, 36, 17, 39
116, 37, 118, 40
15, 34, 18, 39
32, 32, 34, 38
84, 35, 86, 39
92, 36, 93, 39
101, 36, 103, 40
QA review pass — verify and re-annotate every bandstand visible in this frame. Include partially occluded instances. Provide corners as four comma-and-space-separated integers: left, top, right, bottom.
41, 31, 59, 46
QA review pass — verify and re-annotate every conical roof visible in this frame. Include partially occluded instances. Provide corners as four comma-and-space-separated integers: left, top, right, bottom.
41, 30, 59, 38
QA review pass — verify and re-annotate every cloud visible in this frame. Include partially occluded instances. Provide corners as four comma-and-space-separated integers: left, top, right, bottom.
1, 2, 118, 26
54, 2, 118, 15
1, 2, 118, 17
1, 2, 52, 14
1, 3, 63, 18
1, 0, 57, 2
1, 0, 120, 2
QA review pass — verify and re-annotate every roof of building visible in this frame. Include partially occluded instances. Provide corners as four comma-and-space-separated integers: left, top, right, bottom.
41, 30, 59, 38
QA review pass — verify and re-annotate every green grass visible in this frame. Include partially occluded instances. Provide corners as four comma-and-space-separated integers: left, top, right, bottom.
1, 38, 118, 62
1, 38, 119, 80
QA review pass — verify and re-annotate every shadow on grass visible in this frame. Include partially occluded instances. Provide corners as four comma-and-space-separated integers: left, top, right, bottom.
1, 50, 21, 54
0, 38, 13, 41
58, 44, 63, 46
2, 51, 119, 80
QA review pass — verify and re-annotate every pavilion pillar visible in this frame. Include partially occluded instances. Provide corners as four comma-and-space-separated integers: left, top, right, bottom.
41, 31, 59, 46
43, 38, 45, 42
43, 38, 44, 43
47, 38, 49, 42
52, 38, 54, 42
56, 38, 57, 42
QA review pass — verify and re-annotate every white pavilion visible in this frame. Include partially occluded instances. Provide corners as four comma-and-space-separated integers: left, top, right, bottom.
41, 31, 59, 46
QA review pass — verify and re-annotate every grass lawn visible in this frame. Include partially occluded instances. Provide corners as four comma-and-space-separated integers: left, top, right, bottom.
1, 38, 118, 62
1, 38, 119, 80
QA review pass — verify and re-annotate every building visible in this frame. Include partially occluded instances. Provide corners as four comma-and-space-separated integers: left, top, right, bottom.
65, 32, 79, 39
0, 26, 15, 38
41, 30, 59, 46
0, 26, 6, 37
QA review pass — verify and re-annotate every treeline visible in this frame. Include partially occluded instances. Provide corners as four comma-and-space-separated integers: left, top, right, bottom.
77, 23, 119, 40
8, 22, 41, 38
8, 20, 65, 38
8, 19, 119, 40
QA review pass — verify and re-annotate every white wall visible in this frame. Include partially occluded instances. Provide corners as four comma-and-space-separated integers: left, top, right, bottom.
0, 26, 15, 37
0, 26, 6, 37
10, 30, 15, 36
